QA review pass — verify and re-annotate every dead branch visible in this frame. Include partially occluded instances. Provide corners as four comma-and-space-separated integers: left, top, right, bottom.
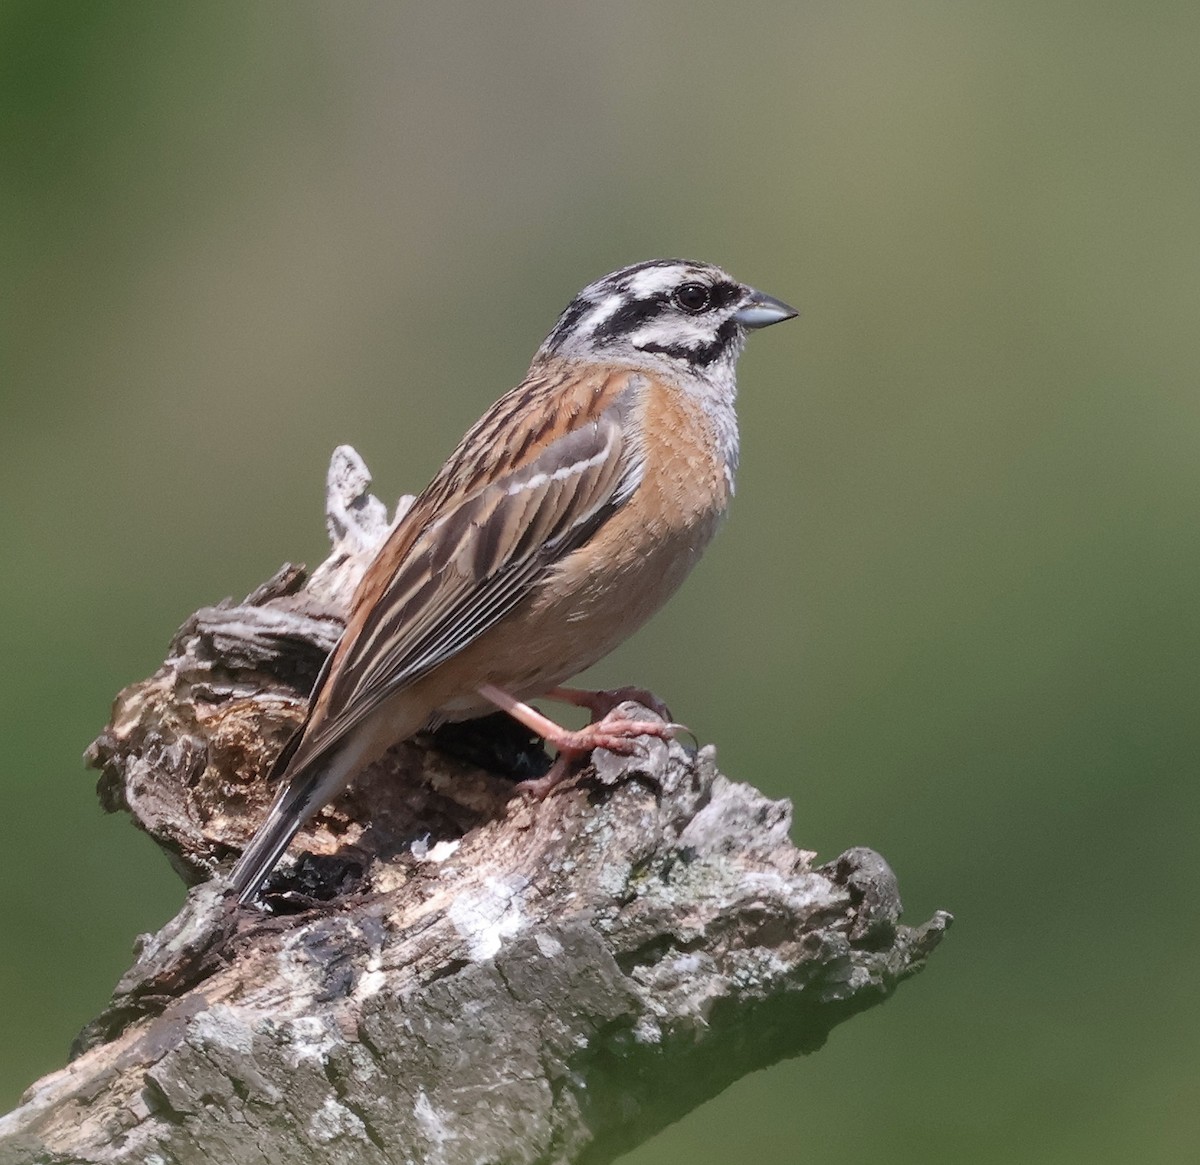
0, 447, 949, 1165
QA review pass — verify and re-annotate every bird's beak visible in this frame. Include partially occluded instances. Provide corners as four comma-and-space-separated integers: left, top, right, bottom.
734, 289, 799, 329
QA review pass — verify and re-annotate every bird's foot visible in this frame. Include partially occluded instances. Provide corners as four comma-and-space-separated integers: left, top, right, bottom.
477, 682, 681, 800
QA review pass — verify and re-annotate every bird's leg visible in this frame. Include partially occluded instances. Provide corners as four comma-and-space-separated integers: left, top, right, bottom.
544, 684, 675, 724
477, 682, 678, 800
477, 684, 677, 754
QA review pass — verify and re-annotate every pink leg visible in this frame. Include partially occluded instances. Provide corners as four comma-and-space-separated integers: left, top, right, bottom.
478, 682, 678, 799
545, 685, 675, 724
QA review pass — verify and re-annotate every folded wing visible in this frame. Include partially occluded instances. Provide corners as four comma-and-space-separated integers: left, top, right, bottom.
284, 367, 645, 773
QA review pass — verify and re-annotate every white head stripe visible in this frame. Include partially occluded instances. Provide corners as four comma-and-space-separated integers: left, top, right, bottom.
576, 293, 624, 335
625, 265, 698, 298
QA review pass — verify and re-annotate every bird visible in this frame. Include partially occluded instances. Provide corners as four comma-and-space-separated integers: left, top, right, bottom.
230, 258, 797, 903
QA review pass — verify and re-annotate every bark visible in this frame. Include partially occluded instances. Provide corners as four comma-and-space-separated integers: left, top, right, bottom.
0, 447, 950, 1165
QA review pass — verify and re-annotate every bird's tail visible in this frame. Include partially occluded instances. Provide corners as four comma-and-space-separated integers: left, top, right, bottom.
229, 738, 362, 905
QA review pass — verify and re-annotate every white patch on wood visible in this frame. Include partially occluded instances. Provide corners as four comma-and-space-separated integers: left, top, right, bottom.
188, 1007, 254, 1056
276, 1015, 338, 1066
411, 836, 460, 862
309, 1096, 370, 1145
414, 1090, 455, 1159
355, 947, 386, 1000
447, 875, 528, 960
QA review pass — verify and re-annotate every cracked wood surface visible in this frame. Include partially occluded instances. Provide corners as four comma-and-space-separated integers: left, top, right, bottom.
0, 447, 950, 1165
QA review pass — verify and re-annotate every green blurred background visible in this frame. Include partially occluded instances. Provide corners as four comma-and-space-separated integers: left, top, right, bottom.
3, 2, 1198, 1160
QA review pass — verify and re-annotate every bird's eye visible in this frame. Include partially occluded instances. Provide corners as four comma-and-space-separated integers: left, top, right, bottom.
673, 282, 711, 313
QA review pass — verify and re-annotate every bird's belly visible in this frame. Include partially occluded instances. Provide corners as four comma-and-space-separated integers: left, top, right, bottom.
430, 500, 725, 721
425, 379, 733, 724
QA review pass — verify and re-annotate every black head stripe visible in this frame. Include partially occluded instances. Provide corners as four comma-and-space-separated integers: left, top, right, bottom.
591, 294, 669, 344
640, 317, 741, 368
542, 260, 745, 363
612, 258, 688, 281
545, 297, 593, 351
708, 281, 741, 310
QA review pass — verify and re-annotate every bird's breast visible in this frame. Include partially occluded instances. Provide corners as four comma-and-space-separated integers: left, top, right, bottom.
472, 382, 732, 696
424, 377, 735, 719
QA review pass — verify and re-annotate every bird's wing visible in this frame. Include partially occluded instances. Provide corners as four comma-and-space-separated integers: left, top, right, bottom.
285, 364, 645, 772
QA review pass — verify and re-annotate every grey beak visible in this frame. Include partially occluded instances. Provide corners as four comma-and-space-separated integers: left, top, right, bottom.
734, 289, 799, 329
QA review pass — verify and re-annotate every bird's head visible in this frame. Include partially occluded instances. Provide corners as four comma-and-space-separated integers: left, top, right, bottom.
540, 259, 797, 382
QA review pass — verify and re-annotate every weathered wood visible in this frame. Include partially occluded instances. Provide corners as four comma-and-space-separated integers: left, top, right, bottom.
0, 447, 950, 1165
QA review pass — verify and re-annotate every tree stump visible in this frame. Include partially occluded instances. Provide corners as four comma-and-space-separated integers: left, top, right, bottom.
0, 447, 950, 1165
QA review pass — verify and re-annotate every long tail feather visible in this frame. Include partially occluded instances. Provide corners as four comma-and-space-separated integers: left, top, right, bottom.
230, 737, 364, 904
230, 766, 325, 904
